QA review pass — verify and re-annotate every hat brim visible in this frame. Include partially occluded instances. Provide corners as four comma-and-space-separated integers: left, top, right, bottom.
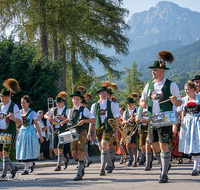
69, 94, 84, 99
125, 101, 136, 104
148, 66, 169, 70
97, 89, 108, 93
192, 77, 200, 81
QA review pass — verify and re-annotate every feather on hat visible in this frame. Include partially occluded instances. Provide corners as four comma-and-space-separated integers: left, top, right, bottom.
57, 91, 67, 99
3, 78, 20, 93
83, 93, 92, 102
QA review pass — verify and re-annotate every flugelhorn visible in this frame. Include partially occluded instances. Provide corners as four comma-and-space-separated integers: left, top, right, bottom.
108, 118, 131, 144
47, 97, 58, 125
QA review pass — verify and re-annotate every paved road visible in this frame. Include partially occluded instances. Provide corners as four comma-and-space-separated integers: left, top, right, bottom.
1, 159, 200, 190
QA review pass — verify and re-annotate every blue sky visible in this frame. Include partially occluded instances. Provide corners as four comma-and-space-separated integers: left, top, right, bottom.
122, 0, 200, 20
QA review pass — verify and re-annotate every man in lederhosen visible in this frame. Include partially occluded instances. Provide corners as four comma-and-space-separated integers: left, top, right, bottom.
89, 86, 119, 176
0, 79, 22, 178
61, 90, 95, 181
140, 50, 182, 183
44, 91, 69, 171
122, 97, 138, 167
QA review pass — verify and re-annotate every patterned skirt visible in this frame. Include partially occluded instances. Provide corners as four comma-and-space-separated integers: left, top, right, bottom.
179, 114, 200, 155
16, 125, 40, 162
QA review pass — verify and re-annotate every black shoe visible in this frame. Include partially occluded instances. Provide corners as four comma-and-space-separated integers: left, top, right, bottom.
139, 160, 144, 165
10, 166, 18, 178
137, 158, 140, 162
133, 163, 137, 167
54, 166, 61, 171
21, 170, 29, 175
158, 175, 168, 183
128, 160, 133, 167
85, 160, 92, 167
73, 175, 82, 181
191, 170, 198, 176
30, 162, 35, 173
64, 160, 69, 170
105, 164, 108, 170
0, 174, 6, 179
107, 165, 114, 173
144, 165, 152, 171
120, 159, 123, 164
100, 169, 105, 176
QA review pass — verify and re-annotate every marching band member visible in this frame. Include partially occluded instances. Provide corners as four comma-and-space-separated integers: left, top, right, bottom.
122, 97, 138, 167
16, 95, 44, 175
136, 104, 153, 170
80, 91, 93, 167
103, 81, 120, 170
0, 79, 22, 178
44, 91, 69, 171
178, 81, 200, 176
89, 85, 119, 176
61, 90, 95, 181
140, 50, 182, 183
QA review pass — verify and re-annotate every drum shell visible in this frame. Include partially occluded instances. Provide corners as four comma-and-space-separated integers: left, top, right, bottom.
0, 133, 12, 144
151, 111, 180, 127
58, 129, 79, 144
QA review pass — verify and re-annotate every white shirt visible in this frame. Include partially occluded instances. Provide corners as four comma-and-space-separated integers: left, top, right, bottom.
91, 99, 119, 124
68, 105, 95, 121
110, 99, 120, 117
140, 77, 181, 114
36, 119, 46, 138
0, 100, 22, 130
46, 105, 69, 129
122, 107, 137, 121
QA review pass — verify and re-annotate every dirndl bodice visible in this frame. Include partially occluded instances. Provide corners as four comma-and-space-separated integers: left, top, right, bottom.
16, 109, 40, 162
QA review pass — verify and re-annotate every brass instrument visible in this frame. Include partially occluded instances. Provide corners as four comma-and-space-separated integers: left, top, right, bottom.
108, 118, 131, 144
123, 117, 138, 138
47, 97, 58, 125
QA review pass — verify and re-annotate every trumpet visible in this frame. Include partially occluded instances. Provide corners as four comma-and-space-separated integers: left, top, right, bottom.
47, 97, 58, 125
123, 117, 138, 138
108, 118, 131, 144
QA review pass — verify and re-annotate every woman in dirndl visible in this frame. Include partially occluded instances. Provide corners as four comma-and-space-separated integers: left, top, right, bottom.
16, 95, 44, 175
179, 81, 200, 176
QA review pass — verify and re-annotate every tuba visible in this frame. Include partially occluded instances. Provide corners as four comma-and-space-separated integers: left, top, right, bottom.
47, 97, 59, 125
108, 118, 131, 144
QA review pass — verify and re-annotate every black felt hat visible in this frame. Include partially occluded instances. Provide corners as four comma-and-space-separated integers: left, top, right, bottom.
97, 86, 108, 93
81, 98, 88, 104
192, 74, 200, 81
0, 88, 10, 97
125, 97, 136, 104
69, 91, 84, 98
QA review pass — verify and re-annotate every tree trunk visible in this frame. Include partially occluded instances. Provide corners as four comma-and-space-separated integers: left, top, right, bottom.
39, 1, 48, 62
58, 38, 66, 92
70, 35, 76, 93
52, 30, 58, 61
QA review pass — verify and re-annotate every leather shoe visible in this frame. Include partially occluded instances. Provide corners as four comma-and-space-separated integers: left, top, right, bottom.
158, 175, 168, 183
54, 166, 61, 171
64, 160, 69, 170
21, 170, 29, 175
107, 165, 114, 173
10, 166, 18, 178
128, 160, 133, 167
85, 160, 92, 167
144, 165, 152, 171
73, 175, 82, 181
30, 162, 35, 173
99, 169, 105, 176
139, 160, 144, 165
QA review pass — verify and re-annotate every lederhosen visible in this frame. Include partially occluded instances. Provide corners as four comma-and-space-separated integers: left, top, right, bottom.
147, 79, 173, 145
0, 102, 16, 153
52, 107, 68, 149
125, 109, 138, 144
138, 107, 148, 146
69, 106, 88, 151
95, 100, 114, 142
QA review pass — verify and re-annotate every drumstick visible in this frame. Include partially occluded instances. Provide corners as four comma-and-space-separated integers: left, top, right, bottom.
65, 124, 79, 131
0, 110, 20, 121
158, 95, 182, 105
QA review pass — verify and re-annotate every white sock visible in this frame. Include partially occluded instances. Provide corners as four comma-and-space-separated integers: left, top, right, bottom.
29, 162, 33, 167
193, 156, 200, 171
24, 162, 30, 171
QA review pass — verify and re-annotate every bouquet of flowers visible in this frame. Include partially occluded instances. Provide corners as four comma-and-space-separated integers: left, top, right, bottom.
186, 102, 196, 107
21, 116, 29, 126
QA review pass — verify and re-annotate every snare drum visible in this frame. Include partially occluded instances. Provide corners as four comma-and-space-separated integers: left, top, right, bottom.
58, 129, 79, 144
0, 133, 12, 144
151, 111, 180, 127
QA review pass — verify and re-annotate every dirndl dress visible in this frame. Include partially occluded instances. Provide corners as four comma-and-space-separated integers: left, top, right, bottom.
178, 95, 200, 155
16, 109, 40, 162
